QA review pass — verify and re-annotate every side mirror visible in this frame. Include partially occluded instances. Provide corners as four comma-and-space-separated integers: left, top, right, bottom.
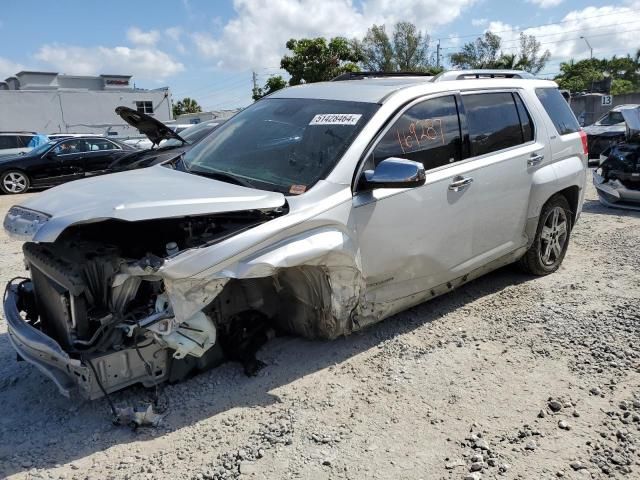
46, 151, 58, 160
360, 157, 426, 190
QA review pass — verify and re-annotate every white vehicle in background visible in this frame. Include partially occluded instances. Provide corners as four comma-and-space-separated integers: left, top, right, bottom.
0, 132, 48, 157
47, 133, 105, 140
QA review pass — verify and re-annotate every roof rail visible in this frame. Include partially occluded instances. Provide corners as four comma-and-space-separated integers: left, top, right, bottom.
331, 71, 434, 81
432, 69, 536, 82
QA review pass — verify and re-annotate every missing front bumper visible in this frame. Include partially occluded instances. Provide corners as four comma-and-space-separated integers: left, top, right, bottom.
4, 284, 169, 400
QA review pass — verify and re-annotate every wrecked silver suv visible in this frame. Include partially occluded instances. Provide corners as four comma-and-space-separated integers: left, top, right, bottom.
3, 71, 588, 400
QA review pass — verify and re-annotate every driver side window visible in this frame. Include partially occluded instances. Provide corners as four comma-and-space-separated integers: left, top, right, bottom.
54, 139, 82, 155
372, 95, 462, 171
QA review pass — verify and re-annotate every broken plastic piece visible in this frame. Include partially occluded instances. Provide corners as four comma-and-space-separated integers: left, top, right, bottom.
114, 404, 163, 428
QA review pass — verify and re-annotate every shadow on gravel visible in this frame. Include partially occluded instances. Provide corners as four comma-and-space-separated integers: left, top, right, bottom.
581, 198, 640, 217
0, 264, 531, 477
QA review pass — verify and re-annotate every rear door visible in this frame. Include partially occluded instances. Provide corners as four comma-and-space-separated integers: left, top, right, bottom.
83, 138, 124, 174
457, 90, 544, 266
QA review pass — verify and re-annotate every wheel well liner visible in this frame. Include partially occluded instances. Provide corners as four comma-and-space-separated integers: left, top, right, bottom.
555, 185, 580, 223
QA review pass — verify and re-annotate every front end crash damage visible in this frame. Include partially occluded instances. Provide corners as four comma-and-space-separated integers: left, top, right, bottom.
4, 209, 368, 399
593, 108, 640, 211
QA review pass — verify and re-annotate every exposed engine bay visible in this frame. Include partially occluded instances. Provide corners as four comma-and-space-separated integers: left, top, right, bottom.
7, 208, 300, 400
593, 107, 640, 211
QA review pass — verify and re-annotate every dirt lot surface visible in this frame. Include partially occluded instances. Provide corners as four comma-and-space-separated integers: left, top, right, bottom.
0, 179, 639, 480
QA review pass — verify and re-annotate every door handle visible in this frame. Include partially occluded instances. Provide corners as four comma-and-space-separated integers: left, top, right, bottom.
527, 153, 544, 166
448, 175, 474, 192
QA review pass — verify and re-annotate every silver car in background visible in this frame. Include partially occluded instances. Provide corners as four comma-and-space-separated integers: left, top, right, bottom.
3, 70, 588, 400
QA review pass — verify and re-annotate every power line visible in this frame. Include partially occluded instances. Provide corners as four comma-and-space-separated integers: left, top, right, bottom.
441, 8, 639, 43
171, 71, 251, 98
496, 28, 640, 53
440, 19, 640, 50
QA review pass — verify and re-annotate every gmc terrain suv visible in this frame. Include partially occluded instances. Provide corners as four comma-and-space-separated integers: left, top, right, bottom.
3, 70, 588, 400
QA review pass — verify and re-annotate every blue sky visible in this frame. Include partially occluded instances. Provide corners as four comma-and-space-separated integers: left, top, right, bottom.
1, 0, 638, 110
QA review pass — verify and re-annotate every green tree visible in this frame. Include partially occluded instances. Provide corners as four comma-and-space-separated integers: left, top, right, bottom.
359, 22, 434, 72
280, 37, 363, 85
555, 59, 605, 92
252, 75, 288, 101
360, 24, 395, 71
611, 79, 636, 95
393, 22, 430, 71
554, 54, 640, 93
450, 32, 502, 69
172, 97, 202, 118
451, 32, 550, 74
514, 33, 550, 74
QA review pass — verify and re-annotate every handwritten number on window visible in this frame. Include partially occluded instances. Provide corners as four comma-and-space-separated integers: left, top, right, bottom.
395, 118, 445, 154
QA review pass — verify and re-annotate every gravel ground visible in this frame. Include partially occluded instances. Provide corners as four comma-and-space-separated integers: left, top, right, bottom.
0, 179, 638, 480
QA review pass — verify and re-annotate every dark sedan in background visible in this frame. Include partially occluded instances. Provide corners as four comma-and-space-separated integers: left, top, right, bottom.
0, 137, 136, 194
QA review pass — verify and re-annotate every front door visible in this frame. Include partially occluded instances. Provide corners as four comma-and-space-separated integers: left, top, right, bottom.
29, 139, 84, 185
351, 94, 477, 309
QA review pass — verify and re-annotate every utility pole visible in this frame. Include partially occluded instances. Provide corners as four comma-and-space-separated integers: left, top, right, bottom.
436, 39, 441, 69
580, 36, 593, 60
252, 71, 258, 92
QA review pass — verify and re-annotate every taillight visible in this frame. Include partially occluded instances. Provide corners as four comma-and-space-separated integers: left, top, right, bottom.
579, 130, 589, 156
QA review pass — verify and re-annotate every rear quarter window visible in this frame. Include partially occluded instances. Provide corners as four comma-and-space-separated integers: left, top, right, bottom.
0, 135, 20, 149
535, 88, 580, 135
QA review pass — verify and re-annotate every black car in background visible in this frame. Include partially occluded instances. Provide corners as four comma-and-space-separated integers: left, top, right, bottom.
109, 107, 226, 172
0, 137, 136, 194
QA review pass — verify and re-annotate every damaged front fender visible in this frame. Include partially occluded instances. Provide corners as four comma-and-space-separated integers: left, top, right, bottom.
161, 227, 367, 339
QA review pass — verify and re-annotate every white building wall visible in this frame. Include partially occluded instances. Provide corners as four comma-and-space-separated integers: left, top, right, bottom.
0, 89, 172, 137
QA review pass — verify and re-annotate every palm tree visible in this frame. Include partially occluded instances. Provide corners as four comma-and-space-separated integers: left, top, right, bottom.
173, 97, 202, 118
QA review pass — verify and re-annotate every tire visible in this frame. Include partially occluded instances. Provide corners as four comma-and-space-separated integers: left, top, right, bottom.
0, 170, 30, 194
519, 194, 573, 276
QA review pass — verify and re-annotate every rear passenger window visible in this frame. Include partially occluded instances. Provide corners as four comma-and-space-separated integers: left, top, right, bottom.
88, 139, 120, 151
535, 88, 580, 135
464, 92, 525, 157
373, 95, 462, 170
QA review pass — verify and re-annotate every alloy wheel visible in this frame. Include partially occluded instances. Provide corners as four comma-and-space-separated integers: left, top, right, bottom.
2, 172, 28, 194
539, 206, 568, 266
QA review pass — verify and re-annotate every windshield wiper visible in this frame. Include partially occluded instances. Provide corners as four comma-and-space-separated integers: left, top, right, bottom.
188, 167, 257, 188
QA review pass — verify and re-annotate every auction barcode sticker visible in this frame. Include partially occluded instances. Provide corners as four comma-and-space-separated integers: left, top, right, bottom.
309, 114, 362, 126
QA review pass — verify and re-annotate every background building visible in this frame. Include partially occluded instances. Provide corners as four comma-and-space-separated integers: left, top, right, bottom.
0, 71, 172, 137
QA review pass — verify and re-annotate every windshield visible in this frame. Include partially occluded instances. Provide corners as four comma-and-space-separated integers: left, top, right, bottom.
183, 98, 379, 193
598, 111, 625, 126
30, 141, 57, 156
163, 121, 222, 148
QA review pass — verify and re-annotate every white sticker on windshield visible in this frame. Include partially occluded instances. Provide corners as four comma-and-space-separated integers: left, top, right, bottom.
309, 114, 362, 126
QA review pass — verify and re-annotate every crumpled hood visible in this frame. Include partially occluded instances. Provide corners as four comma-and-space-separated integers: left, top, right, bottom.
583, 124, 626, 136
621, 107, 640, 142
8, 165, 285, 242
